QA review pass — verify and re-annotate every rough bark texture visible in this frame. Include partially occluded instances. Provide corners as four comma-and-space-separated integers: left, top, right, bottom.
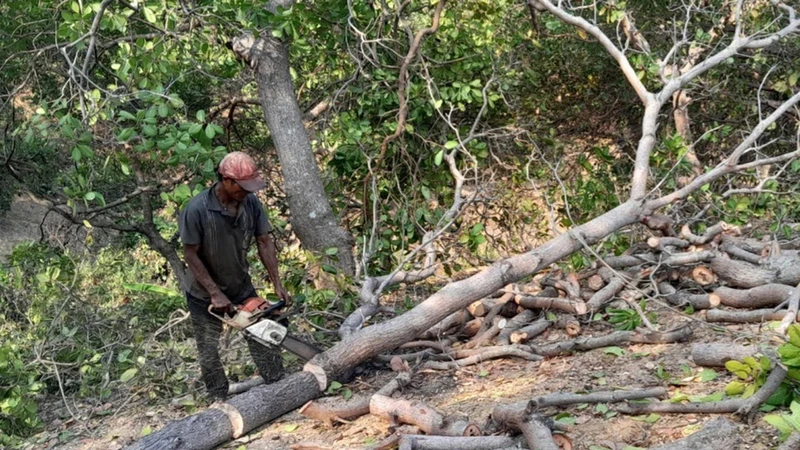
690, 343, 755, 367
713, 284, 795, 308
649, 417, 740, 450
127, 372, 320, 450
397, 435, 524, 450
492, 403, 562, 450
369, 394, 481, 436
231, 34, 355, 275
711, 253, 800, 288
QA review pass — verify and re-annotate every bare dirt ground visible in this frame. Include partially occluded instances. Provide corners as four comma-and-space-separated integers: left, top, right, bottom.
34, 299, 785, 450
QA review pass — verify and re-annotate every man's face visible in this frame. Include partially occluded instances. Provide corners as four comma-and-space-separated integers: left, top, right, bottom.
223, 178, 249, 202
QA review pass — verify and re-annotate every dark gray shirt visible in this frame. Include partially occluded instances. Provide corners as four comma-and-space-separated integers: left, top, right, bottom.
178, 182, 272, 302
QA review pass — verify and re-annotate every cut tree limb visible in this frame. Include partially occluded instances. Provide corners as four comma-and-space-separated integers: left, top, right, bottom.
658, 282, 718, 310
369, 394, 481, 436
777, 281, 800, 334
510, 320, 552, 344
711, 253, 800, 288
420, 310, 473, 339
528, 387, 668, 409
516, 294, 587, 315
691, 343, 755, 367
497, 309, 538, 345
617, 364, 787, 423
422, 346, 541, 370
533, 327, 692, 358
396, 435, 524, 450
299, 369, 411, 428
705, 308, 797, 323
492, 402, 567, 450
555, 315, 581, 336
648, 417, 740, 450
713, 284, 795, 308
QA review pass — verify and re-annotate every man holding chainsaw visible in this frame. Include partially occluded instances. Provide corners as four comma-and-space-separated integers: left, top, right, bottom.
178, 151, 292, 401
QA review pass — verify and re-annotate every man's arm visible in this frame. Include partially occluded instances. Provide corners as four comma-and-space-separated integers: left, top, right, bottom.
256, 234, 290, 303
184, 244, 234, 314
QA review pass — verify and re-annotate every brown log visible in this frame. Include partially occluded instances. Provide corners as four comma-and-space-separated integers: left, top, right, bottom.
492, 403, 566, 450
510, 320, 553, 344
422, 345, 541, 370
128, 371, 321, 450
705, 308, 798, 323
599, 255, 650, 269
680, 221, 731, 245
586, 272, 628, 312
691, 266, 717, 285
663, 250, 716, 266
586, 274, 605, 291
713, 284, 794, 308
648, 417, 740, 450
777, 282, 800, 334
299, 368, 411, 428
462, 318, 484, 337
463, 316, 504, 349
420, 309, 472, 339
533, 327, 692, 358
397, 435, 525, 450
516, 294, 588, 315
529, 386, 667, 409
658, 282, 718, 309
720, 239, 762, 264
555, 315, 580, 336
647, 236, 690, 252
467, 299, 495, 317
369, 394, 481, 436
711, 253, 800, 288
497, 309, 538, 345
617, 364, 787, 423
227, 376, 264, 395
690, 343, 755, 367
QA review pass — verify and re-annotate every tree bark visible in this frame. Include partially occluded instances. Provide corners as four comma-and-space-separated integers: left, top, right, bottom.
231, 34, 355, 275
648, 417, 740, 450
691, 343, 755, 367
369, 394, 481, 436
397, 435, 524, 450
127, 372, 321, 450
713, 284, 795, 308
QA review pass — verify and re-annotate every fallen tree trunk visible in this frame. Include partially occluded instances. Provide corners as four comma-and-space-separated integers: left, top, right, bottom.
397, 435, 525, 450
658, 282, 718, 310
510, 320, 552, 344
649, 417, 740, 450
705, 308, 798, 323
711, 253, 800, 288
128, 371, 321, 450
528, 386, 668, 409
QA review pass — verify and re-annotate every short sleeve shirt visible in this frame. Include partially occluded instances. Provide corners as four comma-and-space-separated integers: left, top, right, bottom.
178, 182, 272, 302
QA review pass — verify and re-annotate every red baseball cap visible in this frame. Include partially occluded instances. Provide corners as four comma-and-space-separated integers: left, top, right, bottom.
218, 152, 266, 192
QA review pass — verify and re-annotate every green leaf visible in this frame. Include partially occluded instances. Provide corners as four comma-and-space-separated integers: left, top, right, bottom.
789, 325, 800, 348
120, 368, 138, 383
444, 140, 458, 150
140, 425, 152, 436
632, 413, 661, 423
143, 7, 157, 23
342, 388, 353, 400
324, 247, 338, 256
764, 414, 794, 435
205, 123, 216, 139
118, 110, 137, 122
434, 149, 444, 166
71, 147, 82, 162
603, 347, 625, 356
725, 361, 751, 379
699, 368, 718, 382
284, 424, 299, 432
196, 110, 206, 122
188, 123, 202, 135
725, 381, 747, 396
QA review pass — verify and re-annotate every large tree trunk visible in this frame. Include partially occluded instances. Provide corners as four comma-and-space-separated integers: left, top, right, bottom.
231, 34, 355, 275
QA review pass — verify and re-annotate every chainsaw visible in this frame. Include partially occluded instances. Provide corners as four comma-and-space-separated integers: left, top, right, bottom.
208, 296, 322, 361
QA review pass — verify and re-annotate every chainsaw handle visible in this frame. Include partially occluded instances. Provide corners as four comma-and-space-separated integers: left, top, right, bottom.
258, 299, 286, 318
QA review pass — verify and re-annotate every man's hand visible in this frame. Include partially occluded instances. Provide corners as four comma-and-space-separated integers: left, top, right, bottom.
210, 291, 235, 316
274, 285, 292, 305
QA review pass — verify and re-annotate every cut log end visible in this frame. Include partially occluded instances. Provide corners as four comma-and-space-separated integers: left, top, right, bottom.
692, 266, 717, 285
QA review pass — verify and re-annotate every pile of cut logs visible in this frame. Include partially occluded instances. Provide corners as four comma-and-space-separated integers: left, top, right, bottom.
292, 222, 800, 450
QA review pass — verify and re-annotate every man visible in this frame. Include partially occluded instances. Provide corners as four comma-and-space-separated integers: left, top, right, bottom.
178, 151, 292, 401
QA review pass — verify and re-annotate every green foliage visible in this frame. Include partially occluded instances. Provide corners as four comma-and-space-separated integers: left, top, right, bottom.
606, 300, 656, 331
